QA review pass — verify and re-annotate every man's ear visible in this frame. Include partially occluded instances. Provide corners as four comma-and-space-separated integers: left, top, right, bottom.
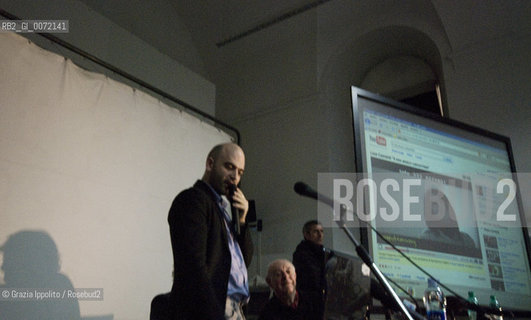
205, 156, 214, 171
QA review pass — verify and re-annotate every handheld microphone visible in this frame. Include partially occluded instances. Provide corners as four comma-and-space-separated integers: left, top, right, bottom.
228, 184, 240, 235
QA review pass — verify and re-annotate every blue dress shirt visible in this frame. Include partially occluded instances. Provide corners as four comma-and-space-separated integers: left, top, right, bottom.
205, 183, 250, 302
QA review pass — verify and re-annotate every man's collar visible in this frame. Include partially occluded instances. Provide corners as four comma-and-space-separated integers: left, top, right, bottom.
198, 180, 224, 207
289, 290, 299, 309
193, 180, 222, 203
302, 239, 323, 249
274, 290, 299, 309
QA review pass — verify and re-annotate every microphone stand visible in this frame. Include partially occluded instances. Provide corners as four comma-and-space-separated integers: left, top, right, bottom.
338, 201, 418, 320
336, 205, 418, 320
296, 184, 419, 320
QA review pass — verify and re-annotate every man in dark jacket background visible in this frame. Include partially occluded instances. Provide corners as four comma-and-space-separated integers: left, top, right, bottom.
292, 220, 328, 319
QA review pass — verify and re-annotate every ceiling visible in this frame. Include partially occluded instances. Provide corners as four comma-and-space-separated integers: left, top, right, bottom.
77, 0, 329, 80
76, 0, 531, 105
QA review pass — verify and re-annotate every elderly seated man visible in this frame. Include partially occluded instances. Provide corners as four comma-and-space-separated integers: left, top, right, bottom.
259, 259, 322, 320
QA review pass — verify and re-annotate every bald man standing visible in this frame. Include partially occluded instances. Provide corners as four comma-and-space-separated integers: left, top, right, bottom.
168, 143, 254, 319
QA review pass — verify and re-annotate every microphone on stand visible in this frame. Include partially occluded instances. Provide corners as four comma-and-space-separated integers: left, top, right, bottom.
228, 184, 240, 235
294, 181, 336, 208
294, 181, 318, 199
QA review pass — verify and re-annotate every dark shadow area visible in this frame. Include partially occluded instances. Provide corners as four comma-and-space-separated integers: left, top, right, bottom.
0, 230, 81, 320
401, 90, 440, 114
150, 292, 170, 320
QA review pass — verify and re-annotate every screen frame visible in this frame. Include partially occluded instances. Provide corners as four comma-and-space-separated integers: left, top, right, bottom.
350, 85, 531, 310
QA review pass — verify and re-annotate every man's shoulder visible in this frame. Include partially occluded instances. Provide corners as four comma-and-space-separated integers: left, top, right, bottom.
174, 180, 213, 201
294, 240, 308, 250
168, 181, 217, 217
294, 240, 320, 254
293, 241, 310, 258
293, 241, 325, 266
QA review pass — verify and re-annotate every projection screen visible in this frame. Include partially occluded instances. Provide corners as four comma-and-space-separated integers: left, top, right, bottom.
0, 33, 233, 319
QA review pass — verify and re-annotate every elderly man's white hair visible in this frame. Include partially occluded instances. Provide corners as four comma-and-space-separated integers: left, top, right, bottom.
266, 259, 295, 282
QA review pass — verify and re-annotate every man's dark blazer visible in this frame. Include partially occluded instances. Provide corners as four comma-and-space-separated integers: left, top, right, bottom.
168, 180, 253, 319
292, 240, 327, 319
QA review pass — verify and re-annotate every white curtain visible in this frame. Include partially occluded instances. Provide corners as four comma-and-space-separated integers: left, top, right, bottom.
0, 33, 232, 319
